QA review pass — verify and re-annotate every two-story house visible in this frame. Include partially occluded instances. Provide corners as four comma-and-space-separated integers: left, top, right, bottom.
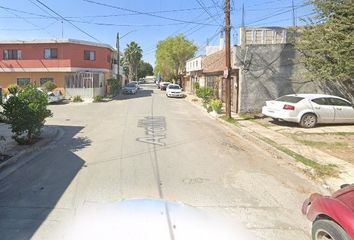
0, 39, 117, 98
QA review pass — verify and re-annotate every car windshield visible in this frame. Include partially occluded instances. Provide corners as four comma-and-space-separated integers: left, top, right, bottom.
126, 83, 136, 87
169, 85, 180, 89
275, 96, 304, 103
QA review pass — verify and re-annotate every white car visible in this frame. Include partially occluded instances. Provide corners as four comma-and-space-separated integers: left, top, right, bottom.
262, 94, 354, 128
48, 90, 64, 103
166, 84, 183, 98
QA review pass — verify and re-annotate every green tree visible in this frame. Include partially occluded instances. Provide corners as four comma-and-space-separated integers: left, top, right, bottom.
2, 84, 52, 144
155, 34, 197, 80
137, 60, 153, 79
41, 81, 57, 92
123, 42, 143, 81
296, 0, 354, 81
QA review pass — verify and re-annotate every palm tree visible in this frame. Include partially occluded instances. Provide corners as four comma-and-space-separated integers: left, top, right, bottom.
123, 42, 142, 81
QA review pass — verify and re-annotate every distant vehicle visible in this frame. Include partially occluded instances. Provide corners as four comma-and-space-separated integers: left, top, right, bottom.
48, 90, 64, 103
302, 184, 354, 240
262, 94, 354, 128
123, 82, 138, 94
145, 76, 156, 83
160, 82, 170, 91
138, 78, 145, 84
166, 84, 183, 98
130, 81, 140, 89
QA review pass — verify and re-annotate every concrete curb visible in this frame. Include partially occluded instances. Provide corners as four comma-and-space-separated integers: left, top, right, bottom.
0, 126, 65, 181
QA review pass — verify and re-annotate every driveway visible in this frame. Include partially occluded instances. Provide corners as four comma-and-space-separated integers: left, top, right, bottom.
0, 84, 323, 239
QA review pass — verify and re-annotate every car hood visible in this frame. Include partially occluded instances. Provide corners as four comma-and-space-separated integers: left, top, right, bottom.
68, 198, 254, 240
168, 89, 181, 92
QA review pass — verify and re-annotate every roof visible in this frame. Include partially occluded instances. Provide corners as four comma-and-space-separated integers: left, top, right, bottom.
288, 94, 349, 100
0, 39, 115, 51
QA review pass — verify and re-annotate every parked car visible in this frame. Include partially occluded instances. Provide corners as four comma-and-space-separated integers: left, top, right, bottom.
166, 84, 183, 98
122, 82, 138, 94
138, 78, 145, 84
160, 82, 170, 91
262, 94, 354, 128
48, 90, 64, 103
302, 184, 354, 240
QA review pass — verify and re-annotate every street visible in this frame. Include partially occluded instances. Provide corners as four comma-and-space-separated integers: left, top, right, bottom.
0, 84, 322, 239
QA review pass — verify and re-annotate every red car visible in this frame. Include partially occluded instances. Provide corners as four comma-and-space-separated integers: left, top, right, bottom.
302, 184, 354, 240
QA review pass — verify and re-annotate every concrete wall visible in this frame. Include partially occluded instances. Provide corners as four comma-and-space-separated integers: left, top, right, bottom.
235, 44, 354, 112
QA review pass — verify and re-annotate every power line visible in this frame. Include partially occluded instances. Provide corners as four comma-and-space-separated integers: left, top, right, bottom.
196, 0, 223, 26
32, 0, 101, 42
83, 0, 220, 27
0, 4, 55, 37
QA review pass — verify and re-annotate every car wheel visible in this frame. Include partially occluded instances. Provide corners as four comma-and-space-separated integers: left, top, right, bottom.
312, 219, 350, 240
300, 113, 317, 128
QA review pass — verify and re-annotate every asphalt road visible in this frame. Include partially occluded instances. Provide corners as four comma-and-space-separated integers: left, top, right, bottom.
0, 84, 322, 239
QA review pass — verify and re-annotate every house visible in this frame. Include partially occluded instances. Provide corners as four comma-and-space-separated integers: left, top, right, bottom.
0, 39, 119, 99
184, 56, 204, 93
185, 39, 239, 112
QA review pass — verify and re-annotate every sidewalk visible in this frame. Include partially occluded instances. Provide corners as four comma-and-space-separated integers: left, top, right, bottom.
0, 123, 61, 179
184, 93, 354, 191
235, 119, 354, 191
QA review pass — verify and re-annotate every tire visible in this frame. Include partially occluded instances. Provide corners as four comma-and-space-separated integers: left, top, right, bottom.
300, 113, 317, 128
312, 219, 350, 240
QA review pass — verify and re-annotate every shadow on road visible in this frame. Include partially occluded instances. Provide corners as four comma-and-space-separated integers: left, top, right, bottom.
0, 125, 89, 240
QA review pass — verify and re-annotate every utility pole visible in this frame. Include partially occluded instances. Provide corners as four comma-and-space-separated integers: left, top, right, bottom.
224, 0, 232, 118
116, 32, 120, 80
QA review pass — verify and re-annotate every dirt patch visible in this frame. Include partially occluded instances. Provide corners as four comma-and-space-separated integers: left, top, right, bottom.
290, 133, 354, 165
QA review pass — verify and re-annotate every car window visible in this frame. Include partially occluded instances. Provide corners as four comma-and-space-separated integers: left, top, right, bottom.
169, 85, 180, 89
126, 83, 136, 87
275, 96, 304, 103
327, 97, 352, 107
311, 98, 329, 105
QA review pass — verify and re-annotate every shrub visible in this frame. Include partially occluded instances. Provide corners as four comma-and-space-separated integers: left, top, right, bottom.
196, 87, 213, 103
93, 95, 104, 102
2, 84, 52, 145
193, 82, 200, 90
107, 78, 121, 96
72, 95, 83, 102
41, 81, 57, 92
7, 84, 20, 95
209, 99, 223, 113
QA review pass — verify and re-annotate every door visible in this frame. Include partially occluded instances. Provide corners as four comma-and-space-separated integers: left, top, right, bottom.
311, 98, 335, 123
327, 97, 354, 123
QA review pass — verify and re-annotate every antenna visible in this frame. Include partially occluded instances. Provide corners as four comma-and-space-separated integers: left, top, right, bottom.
241, 4, 245, 27
61, 21, 64, 38
292, 0, 296, 26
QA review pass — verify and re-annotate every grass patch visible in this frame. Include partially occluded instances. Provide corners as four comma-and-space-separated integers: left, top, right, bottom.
239, 112, 263, 120
296, 132, 354, 136
259, 136, 339, 178
294, 139, 348, 148
219, 115, 240, 127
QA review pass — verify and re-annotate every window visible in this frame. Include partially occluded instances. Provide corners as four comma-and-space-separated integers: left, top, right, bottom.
327, 97, 352, 107
84, 50, 96, 61
40, 77, 54, 85
3, 49, 22, 60
312, 98, 329, 105
276, 96, 304, 103
44, 48, 58, 59
17, 78, 31, 86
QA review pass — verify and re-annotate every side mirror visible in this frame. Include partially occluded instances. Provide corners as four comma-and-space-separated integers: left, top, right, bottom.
181, 88, 183, 91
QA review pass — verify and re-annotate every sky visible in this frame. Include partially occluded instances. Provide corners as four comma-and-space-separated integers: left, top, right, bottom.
0, 0, 314, 65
